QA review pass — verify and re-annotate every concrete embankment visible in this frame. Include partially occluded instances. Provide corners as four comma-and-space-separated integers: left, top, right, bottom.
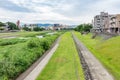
72, 33, 114, 80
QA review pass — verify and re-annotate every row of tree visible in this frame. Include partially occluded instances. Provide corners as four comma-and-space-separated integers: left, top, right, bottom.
74, 24, 93, 33
22, 26, 45, 31
0, 21, 44, 31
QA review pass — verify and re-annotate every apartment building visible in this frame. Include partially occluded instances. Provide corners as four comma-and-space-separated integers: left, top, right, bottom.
93, 12, 120, 34
53, 24, 69, 30
93, 12, 110, 32
109, 14, 120, 33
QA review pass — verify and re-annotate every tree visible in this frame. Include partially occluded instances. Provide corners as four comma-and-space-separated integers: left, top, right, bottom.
22, 27, 31, 31
0, 22, 5, 27
74, 24, 92, 32
7, 22, 19, 30
83, 24, 93, 32
33, 27, 44, 31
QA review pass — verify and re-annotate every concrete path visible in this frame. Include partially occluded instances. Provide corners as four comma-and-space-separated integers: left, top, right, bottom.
16, 37, 60, 80
72, 33, 114, 80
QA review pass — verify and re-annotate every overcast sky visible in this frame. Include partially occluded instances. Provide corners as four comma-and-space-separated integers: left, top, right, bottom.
0, 0, 120, 25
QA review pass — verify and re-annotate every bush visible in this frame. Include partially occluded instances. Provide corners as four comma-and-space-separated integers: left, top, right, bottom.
0, 32, 62, 79
39, 39, 51, 50
40, 35, 59, 50
0, 27, 4, 31
33, 27, 44, 31
0, 39, 27, 46
27, 34, 59, 50
22, 27, 31, 31
74, 24, 93, 32
27, 38, 40, 48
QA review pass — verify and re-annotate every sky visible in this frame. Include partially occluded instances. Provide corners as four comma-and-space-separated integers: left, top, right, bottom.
0, 0, 120, 25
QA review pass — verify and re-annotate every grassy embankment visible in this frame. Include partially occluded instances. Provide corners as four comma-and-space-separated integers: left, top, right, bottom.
36, 32, 85, 80
0, 31, 62, 80
74, 31, 120, 80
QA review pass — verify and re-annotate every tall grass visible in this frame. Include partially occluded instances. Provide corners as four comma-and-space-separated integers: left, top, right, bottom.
0, 39, 27, 46
0, 32, 61, 80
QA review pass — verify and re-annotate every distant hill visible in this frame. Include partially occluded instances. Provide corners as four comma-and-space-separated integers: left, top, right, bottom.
21, 23, 76, 28
37, 24, 53, 27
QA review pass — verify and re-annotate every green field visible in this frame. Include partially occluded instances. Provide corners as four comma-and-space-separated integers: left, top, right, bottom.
0, 31, 62, 80
0, 31, 49, 38
74, 31, 120, 80
36, 32, 85, 80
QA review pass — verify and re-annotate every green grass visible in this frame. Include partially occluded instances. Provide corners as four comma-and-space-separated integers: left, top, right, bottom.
0, 38, 27, 46
0, 32, 62, 80
0, 31, 49, 38
74, 31, 120, 80
36, 32, 85, 80
0, 31, 55, 46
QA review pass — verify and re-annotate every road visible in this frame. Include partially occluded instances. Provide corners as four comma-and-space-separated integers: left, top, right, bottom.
16, 37, 60, 80
72, 33, 114, 80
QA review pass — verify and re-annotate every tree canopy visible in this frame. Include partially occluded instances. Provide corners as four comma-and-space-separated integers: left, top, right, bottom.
74, 24, 92, 32
7, 22, 19, 30
0, 22, 5, 27
33, 27, 44, 31
22, 26, 31, 31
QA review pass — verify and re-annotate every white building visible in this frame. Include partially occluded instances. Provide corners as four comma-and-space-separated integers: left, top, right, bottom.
93, 12, 110, 32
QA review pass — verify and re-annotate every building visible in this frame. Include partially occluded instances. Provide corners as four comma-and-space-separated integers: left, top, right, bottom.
93, 12, 120, 33
93, 12, 110, 32
109, 14, 120, 33
23, 24, 38, 30
53, 24, 61, 30
16, 20, 20, 29
53, 24, 70, 30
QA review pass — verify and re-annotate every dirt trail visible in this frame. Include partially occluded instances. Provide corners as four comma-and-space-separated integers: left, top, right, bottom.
72, 33, 114, 80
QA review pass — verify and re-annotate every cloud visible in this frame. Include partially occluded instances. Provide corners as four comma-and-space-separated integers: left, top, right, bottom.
0, 0, 32, 12
0, 0, 120, 25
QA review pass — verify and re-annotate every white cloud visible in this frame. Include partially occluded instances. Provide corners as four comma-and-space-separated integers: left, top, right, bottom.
0, 0, 120, 25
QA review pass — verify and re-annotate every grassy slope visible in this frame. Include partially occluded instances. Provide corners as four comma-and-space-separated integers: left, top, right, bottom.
74, 31, 120, 80
36, 32, 85, 80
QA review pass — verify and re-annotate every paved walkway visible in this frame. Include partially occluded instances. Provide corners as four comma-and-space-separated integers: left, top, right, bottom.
72, 33, 114, 80
16, 37, 60, 80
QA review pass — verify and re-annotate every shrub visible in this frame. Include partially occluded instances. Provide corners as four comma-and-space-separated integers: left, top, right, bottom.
0, 32, 62, 79
27, 38, 40, 48
74, 24, 93, 32
33, 27, 44, 31
39, 39, 51, 50
22, 27, 31, 31
0, 39, 27, 46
